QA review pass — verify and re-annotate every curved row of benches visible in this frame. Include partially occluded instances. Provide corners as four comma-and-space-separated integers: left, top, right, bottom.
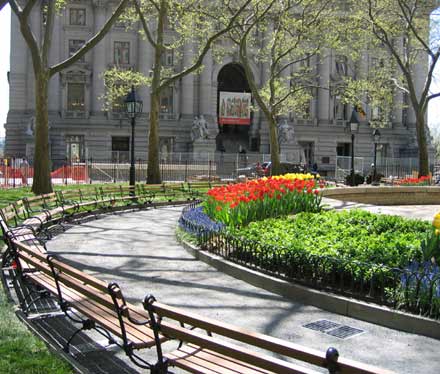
0, 185, 394, 374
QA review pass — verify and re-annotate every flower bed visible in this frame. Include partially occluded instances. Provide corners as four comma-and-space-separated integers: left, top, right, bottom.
397, 175, 431, 186
203, 175, 323, 227
178, 177, 440, 318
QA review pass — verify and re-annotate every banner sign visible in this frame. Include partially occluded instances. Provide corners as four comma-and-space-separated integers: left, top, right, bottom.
219, 92, 251, 125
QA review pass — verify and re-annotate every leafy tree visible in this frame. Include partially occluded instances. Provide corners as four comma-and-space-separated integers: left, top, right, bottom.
228, 0, 335, 175
9, 0, 129, 194
346, 0, 440, 176
104, 0, 251, 184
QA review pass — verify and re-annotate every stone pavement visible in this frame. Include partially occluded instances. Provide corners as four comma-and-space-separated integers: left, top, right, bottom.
322, 197, 440, 221
44, 204, 440, 374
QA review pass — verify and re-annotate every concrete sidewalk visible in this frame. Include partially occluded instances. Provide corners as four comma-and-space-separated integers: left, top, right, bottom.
46, 205, 440, 374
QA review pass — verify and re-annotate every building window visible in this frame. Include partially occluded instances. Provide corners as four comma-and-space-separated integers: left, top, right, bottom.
112, 95, 125, 113
402, 93, 409, 125
371, 106, 381, 121
112, 136, 129, 163
67, 83, 85, 111
333, 97, 347, 121
299, 141, 314, 164
160, 86, 173, 114
69, 8, 86, 26
114, 41, 130, 65
335, 55, 348, 76
337, 142, 351, 157
69, 39, 85, 62
66, 135, 85, 163
161, 45, 174, 66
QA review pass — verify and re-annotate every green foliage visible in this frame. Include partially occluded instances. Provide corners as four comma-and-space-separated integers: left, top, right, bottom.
102, 69, 150, 112
229, 209, 430, 268
420, 228, 440, 263
0, 285, 72, 373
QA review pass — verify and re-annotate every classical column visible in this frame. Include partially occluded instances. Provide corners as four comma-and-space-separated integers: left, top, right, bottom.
137, 34, 151, 114
200, 51, 213, 116
27, 5, 42, 111
181, 42, 195, 117
48, 13, 61, 113
317, 51, 331, 123
92, 1, 108, 115
9, 13, 28, 111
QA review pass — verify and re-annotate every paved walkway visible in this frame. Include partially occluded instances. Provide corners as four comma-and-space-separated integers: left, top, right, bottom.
46, 204, 440, 373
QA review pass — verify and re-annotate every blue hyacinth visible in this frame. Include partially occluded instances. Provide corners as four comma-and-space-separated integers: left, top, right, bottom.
400, 261, 440, 298
179, 206, 225, 236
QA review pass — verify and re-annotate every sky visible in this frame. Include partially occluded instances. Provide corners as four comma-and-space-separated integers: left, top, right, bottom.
0, 5, 438, 138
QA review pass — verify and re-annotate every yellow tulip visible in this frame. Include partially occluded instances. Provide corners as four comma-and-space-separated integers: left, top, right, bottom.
432, 212, 440, 229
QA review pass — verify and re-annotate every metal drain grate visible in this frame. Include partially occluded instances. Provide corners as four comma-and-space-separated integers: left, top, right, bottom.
303, 320, 365, 340
326, 325, 364, 339
303, 320, 341, 332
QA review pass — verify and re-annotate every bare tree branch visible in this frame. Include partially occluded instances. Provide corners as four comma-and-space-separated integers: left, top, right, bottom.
135, 0, 157, 48
42, 1, 55, 67
10, 0, 43, 75
50, 0, 130, 76
158, 0, 253, 90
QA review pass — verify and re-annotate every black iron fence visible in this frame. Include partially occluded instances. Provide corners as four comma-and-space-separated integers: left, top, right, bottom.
0, 153, 272, 188
179, 203, 440, 320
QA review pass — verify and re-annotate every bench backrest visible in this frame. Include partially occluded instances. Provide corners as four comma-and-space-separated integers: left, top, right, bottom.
145, 299, 395, 374
24, 193, 58, 211
98, 185, 135, 198
0, 204, 18, 227
13, 200, 29, 222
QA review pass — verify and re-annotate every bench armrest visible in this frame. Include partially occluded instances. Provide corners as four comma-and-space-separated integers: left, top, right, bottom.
121, 305, 151, 326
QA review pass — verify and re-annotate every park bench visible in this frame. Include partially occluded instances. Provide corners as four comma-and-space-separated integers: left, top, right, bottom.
0, 201, 50, 241
144, 296, 395, 374
55, 187, 126, 218
97, 184, 138, 206
23, 193, 70, 231
163, 182, 192, 201
9, 239, 165, 371
137, 183, 175, 203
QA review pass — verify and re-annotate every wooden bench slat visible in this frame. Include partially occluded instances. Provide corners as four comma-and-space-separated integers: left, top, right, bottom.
167, 344, 274, 374
49, 258, 108, 292
153, 302, 326, 366
160, 321, 320, 374
25, 270, 156, 349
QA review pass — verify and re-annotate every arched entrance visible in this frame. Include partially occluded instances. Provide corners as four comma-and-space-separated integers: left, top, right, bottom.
217, 63, 253, 153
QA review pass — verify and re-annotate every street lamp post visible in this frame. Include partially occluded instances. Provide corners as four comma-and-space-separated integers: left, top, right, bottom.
125, 86, 143, 193
372, 128, 381, 186
349, 108, 360, 186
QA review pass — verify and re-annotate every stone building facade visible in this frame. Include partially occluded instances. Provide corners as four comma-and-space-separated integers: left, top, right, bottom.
4, 0, 429, 176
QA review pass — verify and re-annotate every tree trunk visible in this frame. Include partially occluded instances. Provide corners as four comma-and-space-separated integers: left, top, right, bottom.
147, 92, 161, 184
268, 116, 281, 175
146, 0, 166, 184
32, 73, 53, 194
416, 112, 430, 177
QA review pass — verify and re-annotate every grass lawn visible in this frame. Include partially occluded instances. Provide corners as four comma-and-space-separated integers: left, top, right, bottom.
0, 186, 74, 374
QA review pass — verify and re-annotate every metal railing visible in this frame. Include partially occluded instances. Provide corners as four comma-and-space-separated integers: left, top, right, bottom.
335, 156, 435, 182
179, 203, 440, 320
1, 154, 438, 188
